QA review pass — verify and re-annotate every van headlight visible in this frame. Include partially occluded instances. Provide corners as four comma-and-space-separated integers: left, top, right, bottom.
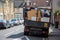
44, 23, 48, 28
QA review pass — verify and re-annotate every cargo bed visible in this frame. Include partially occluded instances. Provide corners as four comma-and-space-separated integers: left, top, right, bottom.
24, 20, 50, 28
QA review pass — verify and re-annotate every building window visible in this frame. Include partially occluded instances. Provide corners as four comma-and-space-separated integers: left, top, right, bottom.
0, 2, 3, 7
57, 1, 60, 7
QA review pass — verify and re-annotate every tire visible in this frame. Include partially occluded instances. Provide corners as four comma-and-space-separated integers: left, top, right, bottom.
44, 34, 48, 37
42, 34, 48, 37
42, 31, 48, 37
5, 25, 10, 29
42, 38, 49, 40
11, 24, 14, 27
24, 26, 30, 35
55, 22, 58, 28
5, 27, 8, 29
24, 31, 29, 35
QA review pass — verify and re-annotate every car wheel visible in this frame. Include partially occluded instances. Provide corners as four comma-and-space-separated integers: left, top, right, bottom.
11, 24, 13, 27
5, 26, 8, 29
6, 25, 10, 28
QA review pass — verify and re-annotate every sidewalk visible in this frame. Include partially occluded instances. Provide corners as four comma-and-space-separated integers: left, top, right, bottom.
49, 25, 60, 36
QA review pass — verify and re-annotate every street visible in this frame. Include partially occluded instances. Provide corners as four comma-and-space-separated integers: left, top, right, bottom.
0, 0, 60, 40
0, 24, 60, 40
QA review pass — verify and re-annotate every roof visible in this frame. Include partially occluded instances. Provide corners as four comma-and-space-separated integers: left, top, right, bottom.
1, 0, 25, 8
14, 1, 24, 8
0, 0, 5, 3
13, 0, 25, 8
25, 0, 51, 7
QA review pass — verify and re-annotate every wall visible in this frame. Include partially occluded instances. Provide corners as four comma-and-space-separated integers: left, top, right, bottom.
4, 0, 14, 20
0, 2, 4, 20
14, 8, 23, 19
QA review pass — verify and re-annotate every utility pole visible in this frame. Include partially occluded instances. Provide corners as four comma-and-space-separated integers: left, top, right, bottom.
50, 0, 54, 24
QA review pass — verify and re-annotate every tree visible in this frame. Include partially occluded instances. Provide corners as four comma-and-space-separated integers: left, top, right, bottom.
54, 10, 60, 18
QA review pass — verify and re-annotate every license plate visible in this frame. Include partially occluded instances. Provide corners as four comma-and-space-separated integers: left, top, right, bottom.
30, 28, 42, 31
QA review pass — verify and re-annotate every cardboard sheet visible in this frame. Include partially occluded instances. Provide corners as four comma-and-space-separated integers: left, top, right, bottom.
27, 9, 37, 20
41, 17, 50, 22
31, 16, 36, 21
27, 9, 41, 22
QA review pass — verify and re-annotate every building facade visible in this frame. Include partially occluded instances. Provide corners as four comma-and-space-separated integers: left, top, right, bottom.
0, 0, 25, 20
14, 0, 24, 19
53, 0, 60, 13
4, 0, 14, 20
0, 0, 59, 20
14, 8, 23, 19
0, 1, 4, 20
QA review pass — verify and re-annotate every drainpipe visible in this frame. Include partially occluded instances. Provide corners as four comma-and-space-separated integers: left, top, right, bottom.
3, 2, 5, 19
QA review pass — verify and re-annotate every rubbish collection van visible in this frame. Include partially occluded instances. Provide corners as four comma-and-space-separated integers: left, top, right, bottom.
23, 7, 51, 37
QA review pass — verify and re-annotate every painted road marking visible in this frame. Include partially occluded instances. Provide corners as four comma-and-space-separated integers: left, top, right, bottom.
42, 38, 46, 40
49, 27, 53, 33
25, 36, 30, 40
13, 36, 30, 40
4, 27, 24, 36
13, 38, 21, 40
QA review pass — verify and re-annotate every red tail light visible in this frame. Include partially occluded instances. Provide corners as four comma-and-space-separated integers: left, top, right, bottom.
25, 29, 29, 32
43, 31, 47, 34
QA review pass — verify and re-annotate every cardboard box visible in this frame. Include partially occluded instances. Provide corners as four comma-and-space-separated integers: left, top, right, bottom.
27, 9, 41, 22
27, 9, 37, 21
37, 10, 41, 22
41, 17, 50, 22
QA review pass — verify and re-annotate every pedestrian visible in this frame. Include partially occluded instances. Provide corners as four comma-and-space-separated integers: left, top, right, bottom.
55, 12, 59, 28
58, 14, 60, 29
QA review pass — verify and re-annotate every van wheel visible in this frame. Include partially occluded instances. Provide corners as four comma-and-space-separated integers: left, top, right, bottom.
24, 31, 29, 35
43, 34, 48, 37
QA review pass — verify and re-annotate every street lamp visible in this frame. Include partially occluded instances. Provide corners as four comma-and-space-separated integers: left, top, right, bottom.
48, 0, 54, 24
45, 0, 54, 24
46, 1, 49, 3
45, 0, 50, 6
33, 3, 36, 6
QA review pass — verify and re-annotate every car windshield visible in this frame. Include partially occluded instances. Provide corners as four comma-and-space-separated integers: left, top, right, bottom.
0, 20, 6, 22
20, 18, 23, 20
0, 20, 3, 22
11, 19, 16, 21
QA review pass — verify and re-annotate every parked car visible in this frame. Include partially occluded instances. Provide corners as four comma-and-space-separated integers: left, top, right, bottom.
7, 20, 14, 27
11, 19, 19, 25
0, 20, 10, 29
20, 18, 24, 24
17, 18, 24, 24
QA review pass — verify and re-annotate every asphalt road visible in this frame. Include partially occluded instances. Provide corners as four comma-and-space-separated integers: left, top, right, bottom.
0, 24, 60, 40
